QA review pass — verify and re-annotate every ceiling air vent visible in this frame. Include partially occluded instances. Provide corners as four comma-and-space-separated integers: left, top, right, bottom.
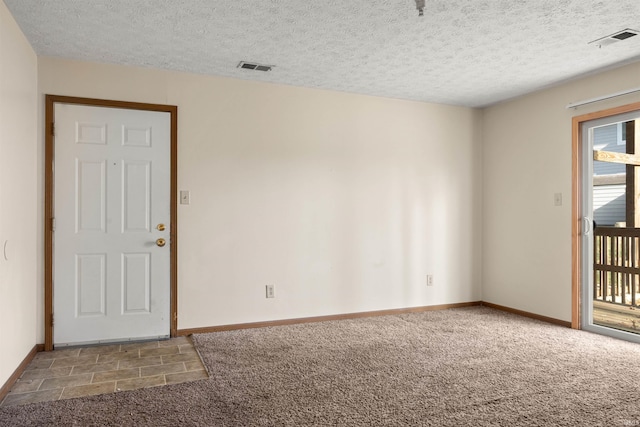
589, 28, 639, 48
237, 61, 273, 72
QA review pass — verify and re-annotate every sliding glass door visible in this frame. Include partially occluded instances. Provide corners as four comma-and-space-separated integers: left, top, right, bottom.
582, 111, 640, 342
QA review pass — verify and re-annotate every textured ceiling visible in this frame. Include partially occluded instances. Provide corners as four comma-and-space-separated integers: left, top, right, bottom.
4, 0, 640, 107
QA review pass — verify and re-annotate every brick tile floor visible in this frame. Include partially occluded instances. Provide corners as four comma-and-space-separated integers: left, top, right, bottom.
0, 336, 208, 407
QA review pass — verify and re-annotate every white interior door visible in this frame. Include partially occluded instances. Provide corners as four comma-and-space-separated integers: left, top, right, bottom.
53, 103, 171, 346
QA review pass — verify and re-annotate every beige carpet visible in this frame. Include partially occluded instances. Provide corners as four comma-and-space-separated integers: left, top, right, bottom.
1, 307, 640, 426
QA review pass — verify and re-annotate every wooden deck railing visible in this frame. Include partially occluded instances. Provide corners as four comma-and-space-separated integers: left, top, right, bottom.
594, 226, 640, 307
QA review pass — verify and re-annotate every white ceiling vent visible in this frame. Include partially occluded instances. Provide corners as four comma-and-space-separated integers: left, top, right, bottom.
589, 29, 639, 48
237, 61, 273, 72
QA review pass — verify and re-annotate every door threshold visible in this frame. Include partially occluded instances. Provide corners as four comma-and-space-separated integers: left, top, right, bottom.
54, 335, 171, 349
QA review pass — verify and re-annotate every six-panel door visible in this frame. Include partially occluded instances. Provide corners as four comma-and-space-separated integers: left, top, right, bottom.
54, 104, 171, 345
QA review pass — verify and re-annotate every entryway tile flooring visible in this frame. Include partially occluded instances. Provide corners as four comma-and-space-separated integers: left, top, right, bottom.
0, 336, 208, 407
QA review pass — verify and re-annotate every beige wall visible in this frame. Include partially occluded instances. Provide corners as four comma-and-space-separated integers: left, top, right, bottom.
483, 61, 640, 322
38, 57, 484, 335
0, 1, 38, 387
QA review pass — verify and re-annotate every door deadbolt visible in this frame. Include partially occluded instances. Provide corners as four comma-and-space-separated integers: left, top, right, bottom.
157, 224, 166, 231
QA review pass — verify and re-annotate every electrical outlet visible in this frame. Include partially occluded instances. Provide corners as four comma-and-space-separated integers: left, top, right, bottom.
266, 284, 275, 298
426, 275, 434, 286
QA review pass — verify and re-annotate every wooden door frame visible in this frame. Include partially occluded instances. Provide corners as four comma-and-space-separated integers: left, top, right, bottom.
44, 95, 178, 351
571, 101, 640, 329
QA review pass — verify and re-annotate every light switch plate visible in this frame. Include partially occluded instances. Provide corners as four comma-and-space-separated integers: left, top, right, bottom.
554, 193, 562, 207
180, 190, 190, 205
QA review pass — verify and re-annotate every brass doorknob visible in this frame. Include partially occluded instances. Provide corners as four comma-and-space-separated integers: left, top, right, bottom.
156, 238, 166, 247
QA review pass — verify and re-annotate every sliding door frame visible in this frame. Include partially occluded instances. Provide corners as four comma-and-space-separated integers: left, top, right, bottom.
571, 101, 640, 329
